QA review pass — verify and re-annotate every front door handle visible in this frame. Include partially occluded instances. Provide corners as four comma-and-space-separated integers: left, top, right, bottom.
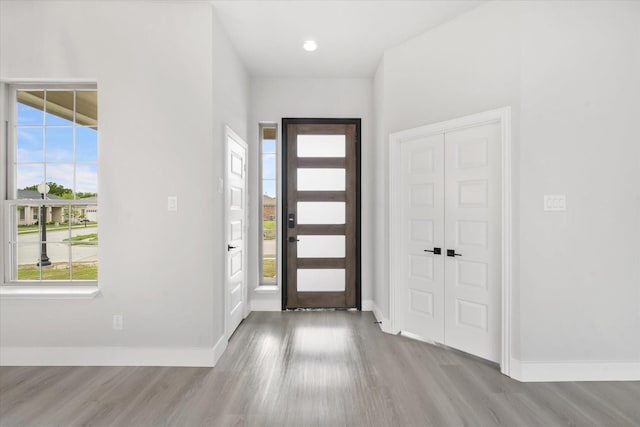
288, 236, 300, 243
447, 249, 462, 257
424, 247, 441, 255
227, 244, 237, 251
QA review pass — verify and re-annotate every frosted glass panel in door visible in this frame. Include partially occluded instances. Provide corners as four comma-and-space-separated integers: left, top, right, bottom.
297, 168, 345, 191
298, 269, 345, 291
297, 135, 345, 157
298, 235, 345, 258
297, 202, 345, 224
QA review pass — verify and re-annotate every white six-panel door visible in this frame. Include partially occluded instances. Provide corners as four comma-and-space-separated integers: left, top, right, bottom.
226, 128, 247, 339
399, 134, 445, 342
444, 123, 501, 362
397, 122, 501, 363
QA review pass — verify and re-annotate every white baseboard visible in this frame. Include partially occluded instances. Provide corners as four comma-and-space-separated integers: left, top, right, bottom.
361, 299, 373, 311
400, 330, 437, 345
372, 303, 399, 335
509, 358, 640, 382
508, 357, 522, 380
250, 299, 281, 311
0, 334, 230, 368
212, 334, 227, 366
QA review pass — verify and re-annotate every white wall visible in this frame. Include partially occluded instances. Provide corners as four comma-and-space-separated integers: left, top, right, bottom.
518, 1, 640, 363
0, 1, 248, 365
377, 0, 640, 374
248, 78, 373, 310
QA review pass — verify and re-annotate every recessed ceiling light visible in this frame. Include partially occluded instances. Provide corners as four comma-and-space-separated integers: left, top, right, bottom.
303, 40, 318, 52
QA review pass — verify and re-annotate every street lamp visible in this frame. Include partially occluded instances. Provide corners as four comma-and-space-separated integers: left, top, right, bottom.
37, 182, 51, 267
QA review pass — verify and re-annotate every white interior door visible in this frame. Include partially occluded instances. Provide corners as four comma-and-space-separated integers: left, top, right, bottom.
226, 127, 247, 338
399, 134, 445, 341
394, 121, 501, 363
444, 122, 501, 362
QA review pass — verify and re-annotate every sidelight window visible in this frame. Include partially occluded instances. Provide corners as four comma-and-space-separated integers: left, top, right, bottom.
260, 124, 278, 285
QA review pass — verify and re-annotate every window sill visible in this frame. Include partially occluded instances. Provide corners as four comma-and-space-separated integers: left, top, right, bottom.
0, 285, 101, 299
253, 285, 279, 293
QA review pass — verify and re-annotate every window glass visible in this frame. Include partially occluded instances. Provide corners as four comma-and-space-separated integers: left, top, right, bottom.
261, 126, 277, 284
297, 134, 345, 157
6, 86, 98, 284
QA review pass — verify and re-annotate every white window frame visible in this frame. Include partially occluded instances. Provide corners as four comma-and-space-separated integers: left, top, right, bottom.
1, 83, 100, 299
258, 123, 280, 289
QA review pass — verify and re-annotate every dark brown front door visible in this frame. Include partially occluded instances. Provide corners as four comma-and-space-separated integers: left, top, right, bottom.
282, 119, 360, 309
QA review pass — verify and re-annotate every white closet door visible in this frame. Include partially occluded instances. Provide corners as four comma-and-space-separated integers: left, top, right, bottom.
443, 122, 501, 362
399, 134, 445, 342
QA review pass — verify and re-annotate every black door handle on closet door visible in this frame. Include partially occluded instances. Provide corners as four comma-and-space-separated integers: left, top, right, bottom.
424, 248, 441, 255
227, 244, 237, 251
447, 249, 462, 257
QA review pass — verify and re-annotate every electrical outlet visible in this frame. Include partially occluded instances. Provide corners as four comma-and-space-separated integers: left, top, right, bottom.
112, 314, 123, 330
544, 195, 567, 211
167, 196, 178, 211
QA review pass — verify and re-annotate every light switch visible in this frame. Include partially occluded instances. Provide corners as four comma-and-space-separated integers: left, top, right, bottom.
168, 196, 178, 211
544, 195, 566, 211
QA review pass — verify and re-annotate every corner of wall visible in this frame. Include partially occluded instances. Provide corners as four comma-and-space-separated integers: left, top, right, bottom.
372, 56, 390, 322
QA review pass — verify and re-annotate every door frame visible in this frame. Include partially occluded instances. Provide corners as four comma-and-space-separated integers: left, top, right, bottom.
389, 107, 513, 377
281, 118, 362, 310
224, 125, 249, 340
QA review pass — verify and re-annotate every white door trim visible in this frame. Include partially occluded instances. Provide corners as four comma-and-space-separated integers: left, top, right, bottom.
389, 107, 513, 377
224, 125, 248, 341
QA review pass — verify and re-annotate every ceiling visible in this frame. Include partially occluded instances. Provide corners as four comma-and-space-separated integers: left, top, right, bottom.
211, 1, 484, 78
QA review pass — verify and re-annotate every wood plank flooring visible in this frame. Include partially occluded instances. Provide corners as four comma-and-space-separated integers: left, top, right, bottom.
1, 311, 639, 426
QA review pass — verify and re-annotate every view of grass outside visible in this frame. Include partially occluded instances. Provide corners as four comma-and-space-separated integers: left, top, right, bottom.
263, 258, 275, 280
64, 233, 98, 245
18, 263, 98, 280
263, 220, 276, 281
263, 220, 275, 239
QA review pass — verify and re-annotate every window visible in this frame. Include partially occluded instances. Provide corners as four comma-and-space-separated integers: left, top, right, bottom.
4, 85, 98, 284
260, 124, 277, 285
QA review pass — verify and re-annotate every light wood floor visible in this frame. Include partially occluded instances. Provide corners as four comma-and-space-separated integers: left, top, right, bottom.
1, 311, 639, 426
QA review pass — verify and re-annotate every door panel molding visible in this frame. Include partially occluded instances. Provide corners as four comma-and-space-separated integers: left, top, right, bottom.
282, 118, 361, 310
389, 107, 513, 377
